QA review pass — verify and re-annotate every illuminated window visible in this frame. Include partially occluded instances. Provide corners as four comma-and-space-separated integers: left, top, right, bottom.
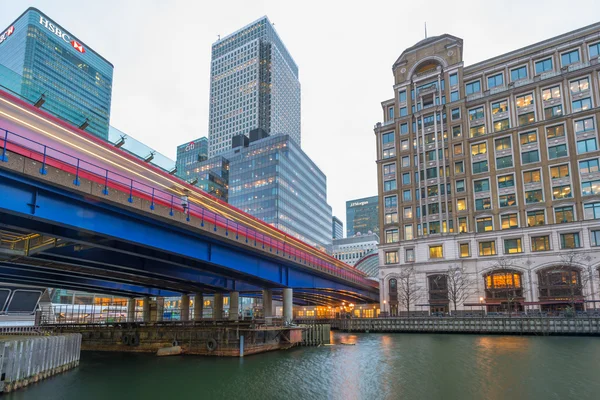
499, 194, 516, 207
404, 224, 413, 240
570, 77, 589, 94
385, 229, 399, 243
458, 217, 468, 233
501, 213, 519, 229
516, 94, 533, 108
385, 212, 398, 224
523, 169, 541, 184
492, 100, 508, 115
479, 241, 496, 256
527, 210, 545, 227
498, 175, 515, 188
560, 233, 581, 249
460, 243, 470, 257
555, 206, 574, 224
504, 238, 523, 254
550, 164, 569, 179
542, 86, 561, 101
429, 245, 443, 259
470, 125, 486, 138
476, 217, 493, 232
486, 272, 521, 289
495, 137, 511, 151
385, 251, 398, 264
518, 112, 535, 126
520, 131, 537, 145
494, 119, 510, 132
469, 107, 484, 121
457, 198, 466, 211
531, 235, 551, 252
471, 142, 487, 156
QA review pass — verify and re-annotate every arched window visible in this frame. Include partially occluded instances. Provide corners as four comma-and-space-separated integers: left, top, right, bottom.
483, 269, 524, 313
537, 267, 584, 312
428, 274, 449, 314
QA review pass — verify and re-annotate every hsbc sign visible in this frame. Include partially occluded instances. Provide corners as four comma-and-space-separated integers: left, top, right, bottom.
0, 26, 15, 45
38, 16, 85, 53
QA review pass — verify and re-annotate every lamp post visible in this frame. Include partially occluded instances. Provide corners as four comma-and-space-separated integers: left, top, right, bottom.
383, 300, 387, 317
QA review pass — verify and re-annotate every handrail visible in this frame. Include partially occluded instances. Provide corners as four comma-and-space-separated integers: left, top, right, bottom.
0, 126, 378, 289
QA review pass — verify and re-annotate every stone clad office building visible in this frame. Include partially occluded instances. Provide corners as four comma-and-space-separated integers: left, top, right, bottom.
375, 24, 600, 315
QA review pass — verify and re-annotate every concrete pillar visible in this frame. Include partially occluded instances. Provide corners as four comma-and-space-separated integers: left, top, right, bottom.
127, 298, 136, 322
213, 293, 223, 319
283, 288, 293, 324
143, 296, 150, 323
262, 289, 273, 319
155, 297, 164, 322
181, 294, 190, 321
194, 293, 203, 320
229, 292, 239, 321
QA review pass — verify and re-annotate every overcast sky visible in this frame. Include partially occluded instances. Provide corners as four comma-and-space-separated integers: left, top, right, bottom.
3, 0, 600, 232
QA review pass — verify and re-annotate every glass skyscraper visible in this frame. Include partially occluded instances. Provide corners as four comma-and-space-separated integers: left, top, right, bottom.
0, 8, 113, 139
208, 16, 301, 157
346, 195, 379, 237
225, 135, 331, 251
175, 137, 229, 201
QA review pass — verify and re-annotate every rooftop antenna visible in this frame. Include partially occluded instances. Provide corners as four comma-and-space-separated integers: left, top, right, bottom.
424, 22, 427, 39
217, 34, 220, 41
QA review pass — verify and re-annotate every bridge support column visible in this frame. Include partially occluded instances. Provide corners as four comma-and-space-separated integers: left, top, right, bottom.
155, 297, 164, 322
127, 298, 136, 322
194, 293, 203, 320
181, 294, 190, 321
283, 288, 293, 324
262, 289, 273, 319
229, 292, 239, 321
143, 297, 150, 323
213, 293, 223, 319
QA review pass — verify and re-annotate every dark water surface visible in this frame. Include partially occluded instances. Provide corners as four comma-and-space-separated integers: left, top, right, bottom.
6, 332, 600, 400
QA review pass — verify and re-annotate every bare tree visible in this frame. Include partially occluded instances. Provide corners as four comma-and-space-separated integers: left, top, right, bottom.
487, 257, 526, 317
445, 264, 477, 314
397, 266, 423, 316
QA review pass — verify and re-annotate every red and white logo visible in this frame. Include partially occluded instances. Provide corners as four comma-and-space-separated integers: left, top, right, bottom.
71, 40, 85, 53
0, 26, 15, 45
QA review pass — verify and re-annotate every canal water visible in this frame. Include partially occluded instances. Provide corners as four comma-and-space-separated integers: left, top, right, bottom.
5, 332, 600, 400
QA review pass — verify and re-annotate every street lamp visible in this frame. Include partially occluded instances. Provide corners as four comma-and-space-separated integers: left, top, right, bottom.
383, 300, 387, 317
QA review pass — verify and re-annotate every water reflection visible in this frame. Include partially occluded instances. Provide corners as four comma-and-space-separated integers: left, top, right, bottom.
5, 333, 600, 400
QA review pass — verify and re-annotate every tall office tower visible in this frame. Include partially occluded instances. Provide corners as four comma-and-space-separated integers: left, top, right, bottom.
175, 137, 229, 201
226, 134, 332, 251
208, 16, 301, 157
332, 216, 344, 240
346, 196, 379, 237
376, 24, 600, 316
0, 8, 113, 139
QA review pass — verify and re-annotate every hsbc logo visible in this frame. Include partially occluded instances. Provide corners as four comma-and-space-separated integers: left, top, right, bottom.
38, 16, 86, 54
0, 25, 15, 45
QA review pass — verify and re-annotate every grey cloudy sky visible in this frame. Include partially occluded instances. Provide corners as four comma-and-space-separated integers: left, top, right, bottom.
2, 0, 600, 232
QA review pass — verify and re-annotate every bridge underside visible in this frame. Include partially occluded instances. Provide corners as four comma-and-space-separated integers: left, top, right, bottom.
0, 166, 378, 306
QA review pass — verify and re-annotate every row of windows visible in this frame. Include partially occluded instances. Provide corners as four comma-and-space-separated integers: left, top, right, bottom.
384, 229, 600, 264
383, 202, 600, 243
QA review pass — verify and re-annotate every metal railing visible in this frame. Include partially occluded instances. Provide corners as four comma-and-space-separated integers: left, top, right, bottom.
0, 126, 376, 289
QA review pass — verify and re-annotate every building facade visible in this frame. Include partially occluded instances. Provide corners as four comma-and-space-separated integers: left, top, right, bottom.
346, 195, 379, 237
332, 216, 344, 240
226, 134, 332, 251
375, 25, 600, 315
208, 16, 301, 157
0, 8, 113, 139
174, 138, 229, 201
332, 233, 379, 267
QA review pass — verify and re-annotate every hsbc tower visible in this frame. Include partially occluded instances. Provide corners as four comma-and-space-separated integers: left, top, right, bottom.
0, 8, 113, 139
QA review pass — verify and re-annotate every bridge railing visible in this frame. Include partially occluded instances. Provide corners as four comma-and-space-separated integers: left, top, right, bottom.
0, 126, 377, 290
